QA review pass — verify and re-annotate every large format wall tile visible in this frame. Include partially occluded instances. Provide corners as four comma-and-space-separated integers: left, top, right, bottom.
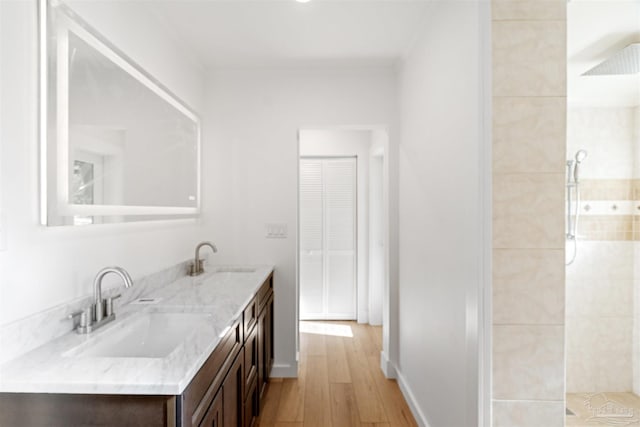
566, 315, 632, 392
567, 108, 636, 180
493, 97, 566, 174
566, 278, 633, 318
492, 0, 566, 21
493, 249, 564, 324
594, 317, 633, 392
635, 278, 640, 396
493, 325, 564, 400
565, 316, 601, 392
493, 400, 564, 427
493, 21, 566, 97
493, 173, 565, 249
567, 241, 635, 282
491, 2, 567, 424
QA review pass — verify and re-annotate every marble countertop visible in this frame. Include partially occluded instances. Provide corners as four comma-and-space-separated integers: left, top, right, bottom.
0, 265, 273, 395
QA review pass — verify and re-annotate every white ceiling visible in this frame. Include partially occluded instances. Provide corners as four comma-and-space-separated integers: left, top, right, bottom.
568, 1, 640, 107
141, 0, 433, 68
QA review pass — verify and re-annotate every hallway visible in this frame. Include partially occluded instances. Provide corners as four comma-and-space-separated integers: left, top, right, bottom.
257, 321, 417, 427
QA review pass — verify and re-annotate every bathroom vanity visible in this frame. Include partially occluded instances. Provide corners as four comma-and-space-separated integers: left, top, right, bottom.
0, 267, 274, 427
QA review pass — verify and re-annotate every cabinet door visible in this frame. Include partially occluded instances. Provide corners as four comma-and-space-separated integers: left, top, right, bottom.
257, 308, 266, 399
199, 390, 222, 427
265, 293, 274, 379
257, 292, 274, 401
244, 325, 258, 394
223, 351, 244, 427
243, 379, 258, 427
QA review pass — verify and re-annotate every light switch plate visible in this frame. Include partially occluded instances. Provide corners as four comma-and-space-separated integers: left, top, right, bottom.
265, 223, 287, 239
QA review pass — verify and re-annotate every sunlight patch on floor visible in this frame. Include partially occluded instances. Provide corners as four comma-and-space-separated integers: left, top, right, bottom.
299, 321, 353, 338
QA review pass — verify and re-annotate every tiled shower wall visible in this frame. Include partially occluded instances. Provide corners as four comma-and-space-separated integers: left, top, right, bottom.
635, 107, 640, 397
635, 238, 640, 396
566, 107, 640, 394
491, 1, 567, 425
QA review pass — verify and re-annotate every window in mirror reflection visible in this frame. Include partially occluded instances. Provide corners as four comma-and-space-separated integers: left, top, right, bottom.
71, 158, 96, 226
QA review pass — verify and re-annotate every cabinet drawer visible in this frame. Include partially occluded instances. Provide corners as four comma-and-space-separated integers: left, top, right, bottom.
181, 319, 242, 427
257, 274, 273, 314
0, 394, 176, 427
243, 298, 257, 341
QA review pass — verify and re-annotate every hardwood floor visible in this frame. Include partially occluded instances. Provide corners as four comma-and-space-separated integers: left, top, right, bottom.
257, 321, 418, 427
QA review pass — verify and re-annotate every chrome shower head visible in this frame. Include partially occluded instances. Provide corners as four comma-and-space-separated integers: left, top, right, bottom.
575, 149, 588, 164
573, 149, 588, 183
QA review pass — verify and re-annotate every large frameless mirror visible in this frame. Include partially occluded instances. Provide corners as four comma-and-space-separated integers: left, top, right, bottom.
40, 0, 200, 226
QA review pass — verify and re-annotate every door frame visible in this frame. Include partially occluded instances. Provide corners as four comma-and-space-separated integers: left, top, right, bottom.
296, 126, 393, 370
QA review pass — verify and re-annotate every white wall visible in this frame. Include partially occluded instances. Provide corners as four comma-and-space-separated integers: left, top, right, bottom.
0, 0, 206, 325
203, 67, 397, 376
368, 133, 385, 326
397, 2, 482, 426
299, 128, 373, 323
64, 0, 204, 112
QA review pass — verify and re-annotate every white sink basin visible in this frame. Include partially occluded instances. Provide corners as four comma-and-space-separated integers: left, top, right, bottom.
65, 312, 212, 358
215, 267, 256, 273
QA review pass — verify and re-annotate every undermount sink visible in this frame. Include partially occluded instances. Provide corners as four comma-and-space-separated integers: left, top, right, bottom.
65, 312, 212, 358
214, 267, 256, 273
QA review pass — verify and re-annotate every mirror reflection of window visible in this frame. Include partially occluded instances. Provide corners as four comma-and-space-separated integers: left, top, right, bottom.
72, 159, 94, 225
41, 2, 201, 226
66, 30, 198, 209
72, 160, 94, 205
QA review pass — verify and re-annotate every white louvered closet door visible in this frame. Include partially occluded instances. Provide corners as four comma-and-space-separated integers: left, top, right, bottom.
300, 157, 356, 320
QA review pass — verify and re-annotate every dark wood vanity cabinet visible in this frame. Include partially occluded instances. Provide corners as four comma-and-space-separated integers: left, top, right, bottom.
199, 389, 223, 427
221, 350, 244, 427
257, 291, 274, 399
241, 274, 274, 427
0, 393, 177, 427
183, 273, 274, 427
182, 319, 243, 427
0, 273, 274, 427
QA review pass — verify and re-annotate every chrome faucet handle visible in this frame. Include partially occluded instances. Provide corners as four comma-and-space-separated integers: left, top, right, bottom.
189, 259, 205, 276
68, 307, 92, 329
190, 242, 217, 276
104, 294, 122, 317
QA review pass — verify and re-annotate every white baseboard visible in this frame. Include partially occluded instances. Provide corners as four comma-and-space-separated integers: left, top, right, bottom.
270, 361, 298, 378
299, 313, 356, 320
392, 361, 431, 427
380, 350, 397, 378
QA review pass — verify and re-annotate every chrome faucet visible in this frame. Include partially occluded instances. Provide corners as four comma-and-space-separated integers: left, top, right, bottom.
69, 266, 134, 334
94, 267, 134, 322
189, 241, 217, 276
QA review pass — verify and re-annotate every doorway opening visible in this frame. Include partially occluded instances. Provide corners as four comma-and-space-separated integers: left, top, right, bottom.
296, 127, 390, 360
